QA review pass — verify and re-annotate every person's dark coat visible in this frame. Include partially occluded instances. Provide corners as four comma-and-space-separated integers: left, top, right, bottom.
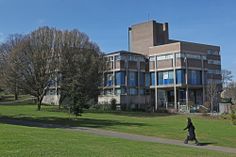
184, 118, 196, 140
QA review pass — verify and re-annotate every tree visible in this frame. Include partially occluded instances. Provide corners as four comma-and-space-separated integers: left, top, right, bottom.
58, 30, 104, 116
6, 27, 57, 110
221, 69, 233, 89
207, 81, 221, 113
223, 81, 236, 104
1, 27, 103, 113
0, 34, 24, 100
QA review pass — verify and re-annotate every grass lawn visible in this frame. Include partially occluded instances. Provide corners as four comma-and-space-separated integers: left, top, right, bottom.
0, 123, 235, 157
0, 103, 236, 148
0, 94, 32, 102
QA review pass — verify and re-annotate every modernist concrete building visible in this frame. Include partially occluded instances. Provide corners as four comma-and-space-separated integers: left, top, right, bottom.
98, 51, 151, 110
99, 20, 222, 112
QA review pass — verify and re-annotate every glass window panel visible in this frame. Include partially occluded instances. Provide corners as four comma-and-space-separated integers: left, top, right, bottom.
150, 72, 155, 86
139, 72, 145, 86
128, 72, 137, 86
129, 88, 137, 95
145, 73, 150, 87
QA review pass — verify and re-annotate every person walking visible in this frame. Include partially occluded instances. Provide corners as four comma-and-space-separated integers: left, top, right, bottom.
184, 117, 199, 145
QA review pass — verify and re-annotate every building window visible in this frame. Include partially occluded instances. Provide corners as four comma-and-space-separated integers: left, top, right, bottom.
186, 54, 201, 60
105, 73, 113, 86
139, 72, 145, 86
176, 69, 185, 84
208, 59, 221, 65
157, 54, 173, 61
115, 71, 125, 85
115, 88, 121, 95
129, 88, 137, 95
208, 50, 219, 55
158, 71, 174, 85
121, 87, 127, 95
115, 55, 121, 61
145, 73, 150, 87
139, 89, 145, 95
188, 70, 201, 85
150, 72, 155, 86
149, 56, 156, 61
104, 89, 113, 95
128, 72, 138, 86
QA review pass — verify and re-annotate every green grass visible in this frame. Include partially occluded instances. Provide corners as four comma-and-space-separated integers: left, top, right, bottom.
0, 103, 236, 148
0, 94, 32, 102
0, 123, 235, 157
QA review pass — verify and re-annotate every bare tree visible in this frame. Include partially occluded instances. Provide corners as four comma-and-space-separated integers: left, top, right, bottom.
223, 81, 236, 104
7, 27, 57, 110
207, 81, 221, 113
221, 69, 233, 89
0, 34, 24, 100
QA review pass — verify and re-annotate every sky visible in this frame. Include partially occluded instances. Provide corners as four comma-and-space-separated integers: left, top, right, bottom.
0, 0, 235, 79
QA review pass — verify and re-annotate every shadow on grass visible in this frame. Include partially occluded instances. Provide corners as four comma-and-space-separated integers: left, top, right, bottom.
86, 111, 178, 118
197, 142, 217, 146
0, 115, 148, 129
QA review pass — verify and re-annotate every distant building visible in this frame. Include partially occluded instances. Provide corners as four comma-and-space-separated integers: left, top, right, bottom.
99, 20, 222, 112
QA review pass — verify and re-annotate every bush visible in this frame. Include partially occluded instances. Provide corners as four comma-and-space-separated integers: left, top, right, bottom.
110, 98, 117, 111
231, 110, 236, 125
230, 105, 236, 125
88, 102, 112, 112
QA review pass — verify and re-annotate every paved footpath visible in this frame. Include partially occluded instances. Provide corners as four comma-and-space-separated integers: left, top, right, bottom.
1, 118, 236, 154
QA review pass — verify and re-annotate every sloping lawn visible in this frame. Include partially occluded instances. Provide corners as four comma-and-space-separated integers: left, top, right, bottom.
0, 103, 236, 148
0, 123, 235, 157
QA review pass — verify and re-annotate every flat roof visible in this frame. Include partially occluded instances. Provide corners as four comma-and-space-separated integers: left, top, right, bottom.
105, 50, 146, 56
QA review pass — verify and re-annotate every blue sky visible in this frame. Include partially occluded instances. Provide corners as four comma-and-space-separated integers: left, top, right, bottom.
0, 0, 235, 79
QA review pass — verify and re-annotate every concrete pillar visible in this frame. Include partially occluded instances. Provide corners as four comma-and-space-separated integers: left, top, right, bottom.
154, 56, 158, 111
185, 56, 189, 112
173, 53, 177, 111
112, 56, 115, 95
201, 56, 205, 105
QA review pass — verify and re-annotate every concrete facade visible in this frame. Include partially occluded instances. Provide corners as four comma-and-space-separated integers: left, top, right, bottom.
99, 20, 222, 112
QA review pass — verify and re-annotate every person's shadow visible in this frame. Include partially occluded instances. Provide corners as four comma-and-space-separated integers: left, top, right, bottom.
197, 142, 216, 146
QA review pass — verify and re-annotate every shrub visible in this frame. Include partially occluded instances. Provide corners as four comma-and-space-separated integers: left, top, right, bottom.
230, 105, 236, 124
231, 113, 236, 125
110, 98, 117, 111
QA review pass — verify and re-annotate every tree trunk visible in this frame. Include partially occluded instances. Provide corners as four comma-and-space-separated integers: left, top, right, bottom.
37, 102, 41, 111
14, 85, 18, 100
37, 96, 43, 111
14, 92, 18, 100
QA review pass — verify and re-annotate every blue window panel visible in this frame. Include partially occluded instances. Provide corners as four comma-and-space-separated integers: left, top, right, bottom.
158, 72, 163, 85
105, 73, 113, 86
115, 71, 125, 85
188, 70, 201, 85
115, 72, 121, 85
150, 72, 155, 86
176, 69, 185, 84
129, 88, 137, 95
158, 71, 174, 85
128, 72, 138, 86
139, 72, 145, 86
139, 89, 145, 95
145, 73, 150, 87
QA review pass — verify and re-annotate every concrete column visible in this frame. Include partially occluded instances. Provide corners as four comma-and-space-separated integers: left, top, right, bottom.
154, 56, 158, 111
125, 56, 129, 107
137, 60, 140, 96
112, 56, 115, 95
185, 56, 189, 112
173, 53, 177, 111
201, 56, 205, 105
